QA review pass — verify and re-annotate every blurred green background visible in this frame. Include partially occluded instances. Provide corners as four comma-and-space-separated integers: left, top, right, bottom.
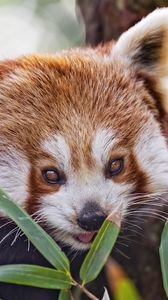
0, 0, 84, 59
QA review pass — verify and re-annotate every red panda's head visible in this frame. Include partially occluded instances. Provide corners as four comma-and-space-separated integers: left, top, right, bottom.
0, 9, 168, 250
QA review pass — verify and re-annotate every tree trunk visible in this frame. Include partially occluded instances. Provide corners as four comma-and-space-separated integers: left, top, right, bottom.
77, 0, 168, 45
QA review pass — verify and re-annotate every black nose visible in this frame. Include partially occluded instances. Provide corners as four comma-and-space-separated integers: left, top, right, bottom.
77, 206, 106, 231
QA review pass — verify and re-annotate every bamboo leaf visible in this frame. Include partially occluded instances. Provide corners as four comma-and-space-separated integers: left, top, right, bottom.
105, 257, 142, 300
58, 289, 71, 300
0, 189, 70, 272
80, 219, 120, 284
159, 221, 168, 296
114, 279, 142, 300
102, 288, 110, 300
0, 264, 72, 289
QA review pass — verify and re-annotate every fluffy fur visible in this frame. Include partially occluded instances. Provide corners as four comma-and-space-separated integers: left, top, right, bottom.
0, 8, 168, 254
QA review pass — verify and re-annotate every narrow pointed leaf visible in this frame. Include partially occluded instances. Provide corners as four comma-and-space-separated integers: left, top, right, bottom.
80, 219, 120, 284
0, 189, 70, 272
0, 264, 72, 289
102, 288, 110, 300
159, 221, 168, 296
58, 289, 71, 300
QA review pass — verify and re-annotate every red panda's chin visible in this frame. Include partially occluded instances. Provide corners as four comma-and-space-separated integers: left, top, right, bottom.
63, 235, 92, 250
52, 230, 96, 250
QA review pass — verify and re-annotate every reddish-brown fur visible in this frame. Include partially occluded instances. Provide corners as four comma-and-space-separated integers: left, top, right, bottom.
0, 54, 153, 206
0, 9, 168, 227
0, 49, 165, 213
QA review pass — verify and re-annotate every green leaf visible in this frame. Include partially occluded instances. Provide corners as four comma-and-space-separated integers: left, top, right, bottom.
0, 264, 72, 289
0, 189, 70, 272
58, 289, 71, 300
114, 279, 142, 300
80, 219, 120, 284
159, 221, 168, 296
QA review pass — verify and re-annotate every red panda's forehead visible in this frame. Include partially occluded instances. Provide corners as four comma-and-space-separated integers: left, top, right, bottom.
0, 53, 151, 159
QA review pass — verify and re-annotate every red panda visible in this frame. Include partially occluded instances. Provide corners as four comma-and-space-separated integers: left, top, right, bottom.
0, 8, 168, 257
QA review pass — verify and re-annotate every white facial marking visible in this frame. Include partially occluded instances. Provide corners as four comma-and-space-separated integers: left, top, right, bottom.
92, 128, 116, 165
39, 175, 131, 250
135, 118, 168, 191
160, 77, 168, 113
0, 146, 30, 205
42, 134, 71, 171
38, 129, 132, 250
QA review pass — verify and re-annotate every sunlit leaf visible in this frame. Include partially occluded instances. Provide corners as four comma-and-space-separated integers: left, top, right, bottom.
0, 189, 70, 272
80, 218, 120, 284
114, 279, 142, 300
0, 264, 72, 289
58, 289, 71, 300
159, 220, 168, 296
105, 258, 142, 300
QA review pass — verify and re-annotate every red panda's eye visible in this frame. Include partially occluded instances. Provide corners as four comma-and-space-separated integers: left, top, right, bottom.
42, 168, 65, 185
107, 158, 124, 177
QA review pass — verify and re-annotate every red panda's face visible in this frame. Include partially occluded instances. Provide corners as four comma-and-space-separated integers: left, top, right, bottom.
0, 9, 168, 250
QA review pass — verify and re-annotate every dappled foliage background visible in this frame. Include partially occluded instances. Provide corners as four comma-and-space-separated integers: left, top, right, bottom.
0, 0, 84, 59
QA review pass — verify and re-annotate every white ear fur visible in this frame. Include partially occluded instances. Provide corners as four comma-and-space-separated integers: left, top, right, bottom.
113, 8, 168, 70
113, 8, 168, 113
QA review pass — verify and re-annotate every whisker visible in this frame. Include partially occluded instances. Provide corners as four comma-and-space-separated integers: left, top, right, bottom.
0, 220, 14, 229
27, 239, 31, 252
128, 206, 168, 215
0, 227, 18, 245
130, 201, 165, 207
115, 240, 129, 247
70, 250, 81, 263
123, 219, 142, 230
114, 247, 130, 259
126, 211, 167, 221
11, 228, 22, 246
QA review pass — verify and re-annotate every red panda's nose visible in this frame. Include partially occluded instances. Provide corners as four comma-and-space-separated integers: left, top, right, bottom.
77, 203, 106, 231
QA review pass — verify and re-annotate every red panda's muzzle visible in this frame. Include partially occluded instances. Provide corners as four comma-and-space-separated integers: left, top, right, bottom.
77, 202, 106, 231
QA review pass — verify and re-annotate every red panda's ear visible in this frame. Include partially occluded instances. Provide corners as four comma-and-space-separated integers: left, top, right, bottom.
113, 8, 168, 114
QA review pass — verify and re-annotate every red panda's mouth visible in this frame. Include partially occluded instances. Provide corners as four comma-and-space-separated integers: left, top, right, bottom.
74, 231, 97, 244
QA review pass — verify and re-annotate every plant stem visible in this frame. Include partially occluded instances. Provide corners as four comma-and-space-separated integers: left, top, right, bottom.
76, 283, 99, 300
70, 291, 75, 300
